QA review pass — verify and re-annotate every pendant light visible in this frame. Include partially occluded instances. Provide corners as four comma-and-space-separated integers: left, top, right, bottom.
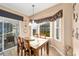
29, 4, 38, 29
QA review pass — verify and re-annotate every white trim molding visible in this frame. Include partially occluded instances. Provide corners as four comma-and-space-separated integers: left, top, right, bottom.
50, 45, 65, 56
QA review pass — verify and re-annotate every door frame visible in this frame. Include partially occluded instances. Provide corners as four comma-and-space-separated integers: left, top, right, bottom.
0, 16, 19, 55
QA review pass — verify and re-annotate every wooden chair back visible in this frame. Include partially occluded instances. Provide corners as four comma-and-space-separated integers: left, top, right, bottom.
17, 36, 22, 47
40, 34, 46, 39
17, 36, 24, 56
24, 37, 30, 49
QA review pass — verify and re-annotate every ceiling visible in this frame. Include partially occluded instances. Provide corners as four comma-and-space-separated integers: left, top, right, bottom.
0, 3, 58, 16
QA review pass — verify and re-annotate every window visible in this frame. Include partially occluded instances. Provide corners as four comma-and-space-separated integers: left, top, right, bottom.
40, 23, 50, 37
0, 22, 2, 52
0, 16, 19, 52
54, 18, 61, 41
33, 29, 37, 35
4, 23, 15, 50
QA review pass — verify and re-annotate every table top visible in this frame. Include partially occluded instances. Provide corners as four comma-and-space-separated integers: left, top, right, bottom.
30, 37, 49, 49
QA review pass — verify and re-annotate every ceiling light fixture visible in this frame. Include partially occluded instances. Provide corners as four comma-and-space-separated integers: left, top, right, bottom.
29, 4, 38, 29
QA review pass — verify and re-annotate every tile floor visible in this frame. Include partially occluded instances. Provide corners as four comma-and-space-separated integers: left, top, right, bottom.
0, 46, 61, 56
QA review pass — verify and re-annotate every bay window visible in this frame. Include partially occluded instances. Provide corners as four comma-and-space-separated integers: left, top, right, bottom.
54, 18, 61, 41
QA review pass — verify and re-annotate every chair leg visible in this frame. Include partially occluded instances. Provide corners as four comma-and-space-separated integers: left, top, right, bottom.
21, 48, 23, 56
24, 49, 26, 56
29, 49, 31, 56
17, 46, 19, 56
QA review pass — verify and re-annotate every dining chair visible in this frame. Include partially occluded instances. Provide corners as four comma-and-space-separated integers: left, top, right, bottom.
40, 34, 46, 39
17, 36, 29, 56
34, 34, 39, 38
24, 40, 31, 56
23, 37, 32, 56
17, 36, 24, 56
24, 37, 39, 56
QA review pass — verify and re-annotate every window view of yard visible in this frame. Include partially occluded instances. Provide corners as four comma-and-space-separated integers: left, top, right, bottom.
40, 23, 50, 37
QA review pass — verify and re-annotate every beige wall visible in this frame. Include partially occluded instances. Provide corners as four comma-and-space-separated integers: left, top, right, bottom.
30, 3, 73, 55
0, 5, 30, 38
63, 4, 73, 55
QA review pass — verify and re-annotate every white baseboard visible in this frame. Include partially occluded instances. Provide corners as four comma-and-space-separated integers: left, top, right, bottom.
49, 45, 65, 56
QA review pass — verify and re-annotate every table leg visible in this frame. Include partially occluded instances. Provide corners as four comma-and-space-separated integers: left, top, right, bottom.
44, 44, 45, 54
46, 42, 49, 56
35, 49, 39, 56
41, 48, 42, 55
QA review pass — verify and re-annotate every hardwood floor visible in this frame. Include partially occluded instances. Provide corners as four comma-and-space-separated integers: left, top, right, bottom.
2, 46, 61, 56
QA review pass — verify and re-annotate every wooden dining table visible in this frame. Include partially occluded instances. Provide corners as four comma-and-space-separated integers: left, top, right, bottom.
23, 36, 49, 56
30, 37, 49, 56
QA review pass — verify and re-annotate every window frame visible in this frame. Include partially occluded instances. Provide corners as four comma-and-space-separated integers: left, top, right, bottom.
40, 22, 50, 37
54, 18, 61, 41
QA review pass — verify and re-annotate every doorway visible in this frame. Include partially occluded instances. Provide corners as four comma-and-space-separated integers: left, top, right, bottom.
0, 16, 19, 55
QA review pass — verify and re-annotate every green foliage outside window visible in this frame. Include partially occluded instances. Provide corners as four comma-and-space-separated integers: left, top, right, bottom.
40, 23, 50, 37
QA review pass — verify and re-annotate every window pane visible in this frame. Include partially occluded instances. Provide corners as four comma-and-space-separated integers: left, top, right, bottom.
40, 23, 50, 37
0, 22, 2, 52
33, 29, 36, 35
54, 18, 61, 40
56, 28, 59, 39
4, 23, 16, 50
